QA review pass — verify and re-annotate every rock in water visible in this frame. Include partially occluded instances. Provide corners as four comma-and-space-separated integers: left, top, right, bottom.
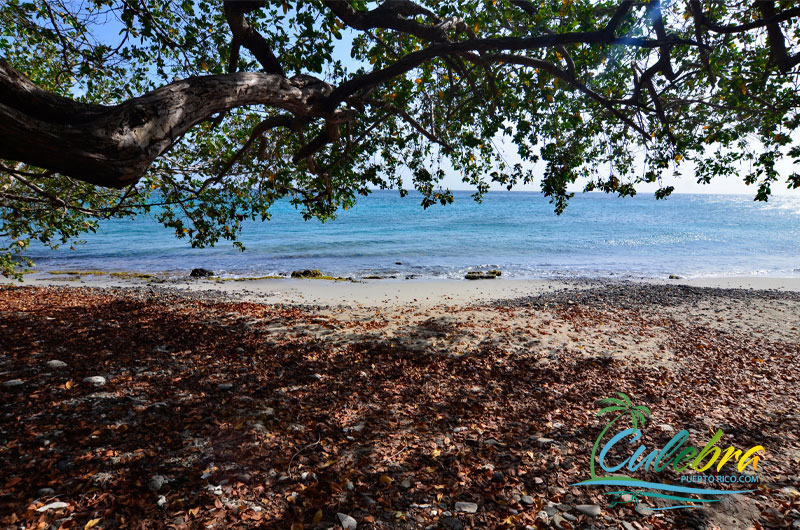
337, 512, 357, 529
291, 269, 323, 278
454, 501, 478, 513
83, 376, 106, 387
190, 268, 214, 278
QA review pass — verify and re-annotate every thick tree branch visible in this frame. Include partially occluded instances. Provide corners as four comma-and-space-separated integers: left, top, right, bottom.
223, 0, 285, 76
0, 60, 331, 188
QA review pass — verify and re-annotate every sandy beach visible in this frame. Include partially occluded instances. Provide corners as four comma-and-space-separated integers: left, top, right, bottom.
1, 277, 799, 529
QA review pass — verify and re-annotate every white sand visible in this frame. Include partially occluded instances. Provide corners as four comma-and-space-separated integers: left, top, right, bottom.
7, 273, 800, 307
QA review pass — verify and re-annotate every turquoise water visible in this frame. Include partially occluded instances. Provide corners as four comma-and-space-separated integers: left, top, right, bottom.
22, 191, 800, 279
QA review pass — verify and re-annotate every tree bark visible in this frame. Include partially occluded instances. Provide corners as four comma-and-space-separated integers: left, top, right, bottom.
0, 60, 329, 188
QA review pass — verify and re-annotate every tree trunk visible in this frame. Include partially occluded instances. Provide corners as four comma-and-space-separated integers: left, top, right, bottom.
0, 60, 328, 188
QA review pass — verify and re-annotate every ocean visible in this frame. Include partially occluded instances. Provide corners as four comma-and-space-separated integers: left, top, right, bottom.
22, 191, 800, 280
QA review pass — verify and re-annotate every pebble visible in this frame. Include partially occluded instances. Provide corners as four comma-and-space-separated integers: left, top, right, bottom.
562, 513, 577, 522
47, 360, 68, 369
83, 376, 106, 386
337, 512, 357, 529
520, 495, 534, 505
218, 383, 234, 390
491, 471, 505, 483
37, 487, 56, 496
635, 505, 653, 516
148, 475, 168, 492
575, 504, 601, 517
37, 501, 68, 512
2, 379, 23, 388
622, 522, 635, 530
551, 513, 567, 529
537, 437, 555, 446
454, 501, 478, 513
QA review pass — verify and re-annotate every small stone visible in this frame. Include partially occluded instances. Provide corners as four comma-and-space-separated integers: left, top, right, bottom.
92, 472, 113, 484
148, 475, 168, 492
454, 501, 478, 514
2, 379, 23, 388
543, 505, 558, 517
658, 424, 675, 432
537, 437, 555, 447
453, 426, 468, 433
574, 504, 601, 517
520, 495, 535, 506
47, 360, 68, 369
562, 513, 577, 522
551, 514, 567, 529
157, 495, 167, 507
622, 522, 635, 530
491, 471, 505, 483
36, 501, 68, 512
37, 487, 56, 496
346, 480, 354, 491
218, 383, 234, 391
635, 505, 653, 516
535, 510, 549, 524
311, 373, 322, 381
400, 478, 412, 490
337, 512, 357, 529
83, 376, 106, 387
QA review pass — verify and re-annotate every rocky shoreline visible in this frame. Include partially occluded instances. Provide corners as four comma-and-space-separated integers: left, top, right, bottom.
0, 284, 798, 529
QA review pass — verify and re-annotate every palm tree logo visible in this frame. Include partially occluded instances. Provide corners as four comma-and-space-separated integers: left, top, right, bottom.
589, 392, 651, 479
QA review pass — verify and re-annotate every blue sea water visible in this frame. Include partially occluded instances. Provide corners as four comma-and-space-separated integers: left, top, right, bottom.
22, 191, 800, 279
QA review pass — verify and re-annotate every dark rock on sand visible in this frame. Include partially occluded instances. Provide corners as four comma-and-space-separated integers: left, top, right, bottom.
291, 269, 323, 278
190, 268, 214, 278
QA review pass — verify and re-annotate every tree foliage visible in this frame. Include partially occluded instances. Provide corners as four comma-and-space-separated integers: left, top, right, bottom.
2, 0, 800, 276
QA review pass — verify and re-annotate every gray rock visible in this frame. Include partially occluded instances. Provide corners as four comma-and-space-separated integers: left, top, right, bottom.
491, 471, 505, 483
337, 512, 357, 529
551, 514, 567, 529
37, 487, 56, 496
622, 522, 635, 530
83, 376, 106, 386
575, 504, 601, 517
562, 513, 577, 522
148, 475, 169, 492
400, 478, 412, 490
454, 501, 478, 514
520, 495, 535, 505
658, 424, 675, 432
37, 501, 68, 512
635, 505, 653, 516
47, 360, 68, 369
2, 379, 23, 388
537, 437, 555, 446
543, 505, 558, 517
92, 472, 113, 484
217, 383, 234, 391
